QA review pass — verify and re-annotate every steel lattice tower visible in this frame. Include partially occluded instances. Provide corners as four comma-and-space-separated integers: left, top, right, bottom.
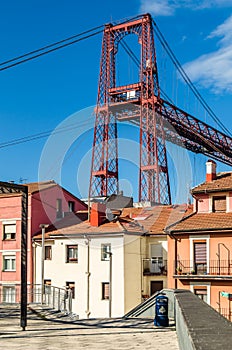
89, 13, 232, 203
89, 14, 171, 204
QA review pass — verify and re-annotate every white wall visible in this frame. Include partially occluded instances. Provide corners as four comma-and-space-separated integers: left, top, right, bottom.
34, 235, 125, 319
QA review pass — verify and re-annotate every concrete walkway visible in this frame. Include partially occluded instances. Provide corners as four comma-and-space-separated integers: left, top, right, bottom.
0, 306, 179, 350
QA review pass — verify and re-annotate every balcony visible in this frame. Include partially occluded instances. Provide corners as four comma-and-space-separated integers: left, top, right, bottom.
143, 258, 167, 276
175, 260, 232, 279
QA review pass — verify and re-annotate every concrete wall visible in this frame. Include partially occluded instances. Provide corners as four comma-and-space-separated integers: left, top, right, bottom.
175, 289, 232, 350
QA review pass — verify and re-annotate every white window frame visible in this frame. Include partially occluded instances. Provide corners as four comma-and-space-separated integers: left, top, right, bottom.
2, 285, 16, 303
190, 282, 211, 305
3, 255, 16, 271
3, 222, 16, 240
190, 235, 210, 274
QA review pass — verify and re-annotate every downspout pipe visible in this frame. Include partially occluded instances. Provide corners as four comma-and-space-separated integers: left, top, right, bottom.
165, 228, 179, 290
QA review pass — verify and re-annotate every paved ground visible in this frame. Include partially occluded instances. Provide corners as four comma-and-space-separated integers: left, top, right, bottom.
0, 306, 179, 350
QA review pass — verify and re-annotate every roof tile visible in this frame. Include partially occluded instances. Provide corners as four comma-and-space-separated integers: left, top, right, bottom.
169, 212, 232, 233
192, 172, 232, 193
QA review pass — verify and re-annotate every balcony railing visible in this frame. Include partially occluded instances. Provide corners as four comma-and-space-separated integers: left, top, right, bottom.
143, 258, 167, 275
175, 260, 232, 276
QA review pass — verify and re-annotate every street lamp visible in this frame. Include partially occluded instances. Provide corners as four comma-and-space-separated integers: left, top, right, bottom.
40, 224, 49, 304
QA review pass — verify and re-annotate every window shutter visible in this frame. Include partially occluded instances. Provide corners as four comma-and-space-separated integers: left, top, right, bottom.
4, 224, 16, 233
103, 283, 109, 299
194, 242, 207, 263
213, 197, 226, 212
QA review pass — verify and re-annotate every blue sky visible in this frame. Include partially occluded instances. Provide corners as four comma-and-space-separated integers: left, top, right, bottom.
1, 0, 232, 203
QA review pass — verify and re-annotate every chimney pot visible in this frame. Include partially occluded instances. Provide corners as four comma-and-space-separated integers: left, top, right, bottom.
90, 202, 106, 227
206, 160, 216, 182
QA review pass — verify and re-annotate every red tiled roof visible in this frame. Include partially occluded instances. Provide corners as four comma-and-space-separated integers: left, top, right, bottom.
33, 204, 193, 239
168, 212, 232, 233
192, 172, 232, 194
33, 211, 144, 239
122, 204, 193, 235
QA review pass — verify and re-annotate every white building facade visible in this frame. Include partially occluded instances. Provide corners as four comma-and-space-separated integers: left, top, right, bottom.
34, 227, 143, 319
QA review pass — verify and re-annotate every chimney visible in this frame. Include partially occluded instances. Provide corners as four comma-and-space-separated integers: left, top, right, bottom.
206, 160, 216, 182
90, 202, 106, 227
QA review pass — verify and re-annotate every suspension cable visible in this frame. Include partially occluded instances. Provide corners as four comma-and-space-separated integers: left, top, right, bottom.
152, 19, 232, 137
0, 29, 103, 72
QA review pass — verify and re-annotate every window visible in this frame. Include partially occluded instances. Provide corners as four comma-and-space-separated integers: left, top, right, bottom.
66, 245, 78, 263
101, 244, 111, 261
44, 279, 52, 294
3, 224, 16, 240
2, 286, 16, 303
45, 246, 52, 260
56, 198, 62, 219
194, 242, 207, 274
194, 286, 207, 303
102, 282, 109, 300
213, 196, 226, 212
66, 281, 75, 298
3, 256, 16, 271
68, 201, 75, 212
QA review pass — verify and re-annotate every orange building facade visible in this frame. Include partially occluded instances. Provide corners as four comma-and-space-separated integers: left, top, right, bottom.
167, 160, 232, 320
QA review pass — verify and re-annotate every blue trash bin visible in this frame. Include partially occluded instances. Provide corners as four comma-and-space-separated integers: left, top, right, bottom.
154, 295, 169, 327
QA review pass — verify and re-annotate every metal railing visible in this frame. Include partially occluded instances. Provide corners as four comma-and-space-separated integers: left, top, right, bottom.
0, 284, 72, 314
216, 308, 232, 322
143, 258, 167, 275
175, 260, 232, 276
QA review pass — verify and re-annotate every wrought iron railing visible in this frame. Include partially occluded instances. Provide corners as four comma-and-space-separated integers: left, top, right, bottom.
216, 308, 232, 322
175, 260, 232, 276
143, 258, 167, 275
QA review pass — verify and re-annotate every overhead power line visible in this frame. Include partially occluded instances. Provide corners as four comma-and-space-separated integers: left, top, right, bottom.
0, 26, 104, 72
0, 117, 94, 149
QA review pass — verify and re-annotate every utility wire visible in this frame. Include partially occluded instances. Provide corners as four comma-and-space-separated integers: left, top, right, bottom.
0, 117, 94, 149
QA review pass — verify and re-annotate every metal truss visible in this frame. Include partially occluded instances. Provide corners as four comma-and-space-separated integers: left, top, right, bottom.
89, 13, 232, 203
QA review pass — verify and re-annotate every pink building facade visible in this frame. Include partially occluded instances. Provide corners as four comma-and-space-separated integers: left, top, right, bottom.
0, 181, 87, 302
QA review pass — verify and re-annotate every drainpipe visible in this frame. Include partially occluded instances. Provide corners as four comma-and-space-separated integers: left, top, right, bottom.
39, 224, 49, 304
174, 237, 178, 289
108, 252, 113, 318
166, 229, 178, 290
85, 235, 91, 318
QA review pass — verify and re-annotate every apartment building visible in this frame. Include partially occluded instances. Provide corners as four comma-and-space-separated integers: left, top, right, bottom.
0, 180, 87, 302
167, 160, 232, 320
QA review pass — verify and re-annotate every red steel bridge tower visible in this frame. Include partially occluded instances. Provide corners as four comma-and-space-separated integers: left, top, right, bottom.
89, 13, 232, 204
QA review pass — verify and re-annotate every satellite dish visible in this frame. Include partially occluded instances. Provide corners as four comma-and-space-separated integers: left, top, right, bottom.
106, 208, 115, 222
